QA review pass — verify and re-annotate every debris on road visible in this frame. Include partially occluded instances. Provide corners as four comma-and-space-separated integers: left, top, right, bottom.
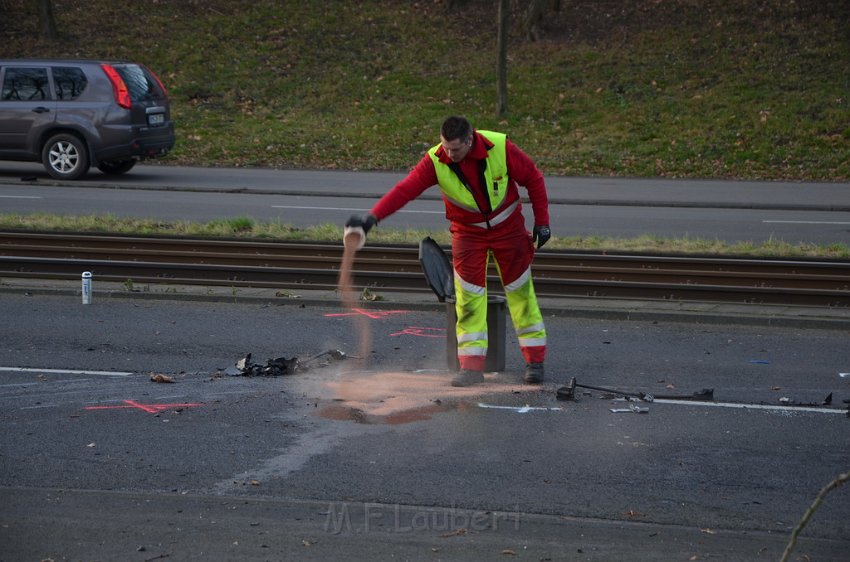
225, 353, 299, 377
149, 373, 174, 383
302, 349, 347, 366
556, 377, 713, 403
555, 377, 654, 402
224, 350, 347, 377
776, 393, 834, 407
610, 404, 649, 414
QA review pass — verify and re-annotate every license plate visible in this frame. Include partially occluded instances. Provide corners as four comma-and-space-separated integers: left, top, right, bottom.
148, 113, 165, 126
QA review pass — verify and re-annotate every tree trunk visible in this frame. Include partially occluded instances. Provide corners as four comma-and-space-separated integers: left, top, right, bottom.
497, 0, 509, 116
526, 0, 548, 41
36, 0, 58, 41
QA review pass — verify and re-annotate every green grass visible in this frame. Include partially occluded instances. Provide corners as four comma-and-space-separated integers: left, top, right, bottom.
1, 0, 848, 257
2, 0, 847, 180
2, 213, 847, 259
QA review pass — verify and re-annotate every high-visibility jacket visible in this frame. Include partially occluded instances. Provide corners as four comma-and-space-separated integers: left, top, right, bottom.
427, 131, 519, 230
370, 132, 549, 230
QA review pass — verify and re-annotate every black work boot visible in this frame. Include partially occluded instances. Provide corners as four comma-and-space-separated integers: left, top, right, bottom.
524, 362, 544, 384
451, 369, 484, 387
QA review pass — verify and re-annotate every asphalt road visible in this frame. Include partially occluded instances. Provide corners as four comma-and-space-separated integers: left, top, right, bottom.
1, 290, 848, 561
2, 162, 850, 245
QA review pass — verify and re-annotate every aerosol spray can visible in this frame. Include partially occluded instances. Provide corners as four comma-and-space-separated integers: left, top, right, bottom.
81, 271, 92, 304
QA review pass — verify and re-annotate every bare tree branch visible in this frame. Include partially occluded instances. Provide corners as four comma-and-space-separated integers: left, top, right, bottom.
780, 470, 849, 562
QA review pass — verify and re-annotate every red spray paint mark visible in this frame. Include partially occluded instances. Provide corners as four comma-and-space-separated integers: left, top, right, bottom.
324, 309, 409, 320
389, 326, 446, 338
84, 400, 203, 413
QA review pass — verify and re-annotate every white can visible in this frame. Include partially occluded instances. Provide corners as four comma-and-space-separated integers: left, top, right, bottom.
343, 225, 366, 251
81, 271, 92, 304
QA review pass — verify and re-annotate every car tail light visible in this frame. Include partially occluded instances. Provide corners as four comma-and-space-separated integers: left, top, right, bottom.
143, 64, 169, 99
100, 64, 131, 109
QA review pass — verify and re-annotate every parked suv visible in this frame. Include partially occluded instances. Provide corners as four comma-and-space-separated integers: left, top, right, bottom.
0, 59, 175, 180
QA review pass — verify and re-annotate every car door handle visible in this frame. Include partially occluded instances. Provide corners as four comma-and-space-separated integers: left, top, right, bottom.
32, 107, 51, 113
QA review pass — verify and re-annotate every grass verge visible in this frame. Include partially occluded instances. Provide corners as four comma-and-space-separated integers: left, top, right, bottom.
1, 0, 848, 180
2, 213, 847, 259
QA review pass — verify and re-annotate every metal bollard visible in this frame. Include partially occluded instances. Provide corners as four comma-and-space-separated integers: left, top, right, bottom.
81, 271, 92, 304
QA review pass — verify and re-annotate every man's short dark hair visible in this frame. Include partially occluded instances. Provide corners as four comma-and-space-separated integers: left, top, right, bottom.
441, 116, 472, 142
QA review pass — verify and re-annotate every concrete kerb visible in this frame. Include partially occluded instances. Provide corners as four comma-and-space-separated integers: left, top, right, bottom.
1, 278, 847, 330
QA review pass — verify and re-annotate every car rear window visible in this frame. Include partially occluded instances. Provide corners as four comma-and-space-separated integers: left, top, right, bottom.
52, 66, 87, 100
113, 64, 163, 101
1, 67, 51, 101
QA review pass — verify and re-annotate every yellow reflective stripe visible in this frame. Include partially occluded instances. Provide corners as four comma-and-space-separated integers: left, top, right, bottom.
504, 266, 532, 292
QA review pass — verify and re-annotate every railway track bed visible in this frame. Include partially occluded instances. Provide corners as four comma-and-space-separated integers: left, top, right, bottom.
1, 231, 848, 307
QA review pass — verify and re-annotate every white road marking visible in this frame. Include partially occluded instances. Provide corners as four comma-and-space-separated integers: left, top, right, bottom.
653, 398, 847, 415
761, 220, 850, 225
0, 379, 93, 388
271, 205, 443, 214
477, 403, 563, 413
0, 195, 43, 199
19, 404, 59, 410
0, 367, 133, 377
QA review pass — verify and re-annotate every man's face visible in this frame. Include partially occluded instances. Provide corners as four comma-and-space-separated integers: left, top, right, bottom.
440, 134, 472, 163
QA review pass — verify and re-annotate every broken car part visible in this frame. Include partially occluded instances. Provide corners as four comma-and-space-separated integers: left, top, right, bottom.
557, 378, 715, 403
224, 349, 348, 377
556, 377, 654, 402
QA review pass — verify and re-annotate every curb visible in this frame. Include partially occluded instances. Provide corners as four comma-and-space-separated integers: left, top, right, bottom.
2, 282, 847, 331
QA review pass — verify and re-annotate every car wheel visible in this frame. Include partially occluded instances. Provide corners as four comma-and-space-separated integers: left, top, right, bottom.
42, 133, 89, 180
97, 159, 137, 175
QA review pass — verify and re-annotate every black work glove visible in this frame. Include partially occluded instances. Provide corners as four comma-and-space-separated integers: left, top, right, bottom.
532, 225, 551, 249
345, 214, 378, 235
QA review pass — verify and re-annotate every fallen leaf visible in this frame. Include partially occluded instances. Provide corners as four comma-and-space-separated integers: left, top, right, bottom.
700, 528, 716, 534
302, 539, 314, 547
666, 383, 675, 389
250, 479, 260, 486
150, 374, 174, 383
501, 549, 516, 556
771, 386, 781, 391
